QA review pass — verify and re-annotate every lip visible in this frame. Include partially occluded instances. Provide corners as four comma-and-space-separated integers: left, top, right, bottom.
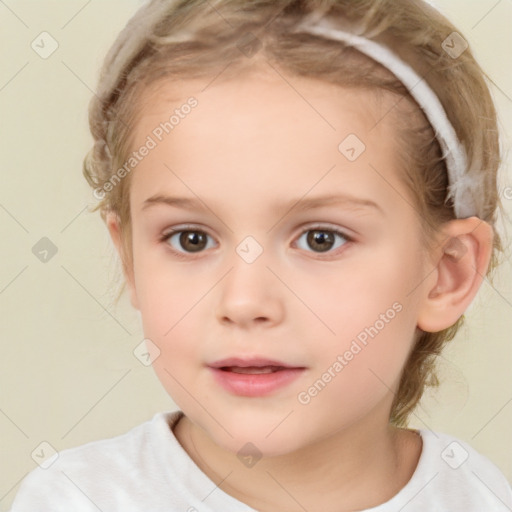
208, 357, 301, 369
207, 357, 306, 397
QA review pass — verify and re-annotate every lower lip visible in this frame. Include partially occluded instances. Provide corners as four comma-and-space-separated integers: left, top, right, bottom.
209, 367, 305, 397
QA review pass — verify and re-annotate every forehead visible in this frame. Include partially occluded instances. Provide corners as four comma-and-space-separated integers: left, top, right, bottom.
135, 66, 391, 136
127, 67, 404, 216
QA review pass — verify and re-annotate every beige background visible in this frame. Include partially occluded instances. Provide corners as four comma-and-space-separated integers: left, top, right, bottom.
0, 0, 511, 509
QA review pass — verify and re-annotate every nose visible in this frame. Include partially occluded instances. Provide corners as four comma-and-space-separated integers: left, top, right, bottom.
215, 248, 285, 329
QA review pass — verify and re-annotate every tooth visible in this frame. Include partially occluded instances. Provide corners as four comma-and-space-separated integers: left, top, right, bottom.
229, 366, 277, 374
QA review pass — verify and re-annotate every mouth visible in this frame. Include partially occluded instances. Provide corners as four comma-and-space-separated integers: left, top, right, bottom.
208, 357, 305, 372
207, 357, 306, 396
218, 366, 287, 374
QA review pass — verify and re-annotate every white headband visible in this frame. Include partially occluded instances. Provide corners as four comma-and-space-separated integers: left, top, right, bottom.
294, 17, 477, 218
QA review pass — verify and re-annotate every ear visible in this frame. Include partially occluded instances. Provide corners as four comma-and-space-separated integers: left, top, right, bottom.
417, 217, 493, 333
105, 212, 139, 311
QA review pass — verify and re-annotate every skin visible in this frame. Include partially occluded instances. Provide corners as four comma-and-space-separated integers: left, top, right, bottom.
107, 64, 492, 511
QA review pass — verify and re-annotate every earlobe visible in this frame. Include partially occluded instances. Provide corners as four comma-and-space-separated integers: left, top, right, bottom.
417, 217, 493, 333
105, 212, 139, 311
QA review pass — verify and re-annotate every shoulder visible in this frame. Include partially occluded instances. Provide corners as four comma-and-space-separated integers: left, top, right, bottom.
405, 428, 512, 511
9, 410, 183, 512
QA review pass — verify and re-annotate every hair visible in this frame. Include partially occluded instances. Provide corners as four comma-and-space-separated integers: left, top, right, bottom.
83, 0, 503, 427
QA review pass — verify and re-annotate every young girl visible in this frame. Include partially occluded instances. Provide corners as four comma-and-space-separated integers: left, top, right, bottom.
10, 0, 512, 510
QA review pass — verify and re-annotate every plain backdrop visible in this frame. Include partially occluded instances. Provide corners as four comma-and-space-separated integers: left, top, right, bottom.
1, 0, 511, 509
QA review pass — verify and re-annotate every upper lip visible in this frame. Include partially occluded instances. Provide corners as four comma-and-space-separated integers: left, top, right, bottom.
208, 357, 304, 369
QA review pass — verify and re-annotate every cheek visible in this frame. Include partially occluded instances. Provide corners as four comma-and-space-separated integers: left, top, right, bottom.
131, 242, 207, 337
295, 304, 416, 433
292, 243, 421, 342
140, 292, 204, 410
292, 242, 422, 394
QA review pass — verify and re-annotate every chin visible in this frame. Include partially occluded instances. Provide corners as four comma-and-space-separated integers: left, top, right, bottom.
222, 434, 299, 460
206, 417, 305, 459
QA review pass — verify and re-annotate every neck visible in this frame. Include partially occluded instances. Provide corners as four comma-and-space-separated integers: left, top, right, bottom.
173, 406, 422, 512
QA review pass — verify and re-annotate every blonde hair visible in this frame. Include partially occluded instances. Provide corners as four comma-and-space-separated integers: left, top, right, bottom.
83, 0, 503, 427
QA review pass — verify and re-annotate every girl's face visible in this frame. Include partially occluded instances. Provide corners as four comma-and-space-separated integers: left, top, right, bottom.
123, 68, 433, 456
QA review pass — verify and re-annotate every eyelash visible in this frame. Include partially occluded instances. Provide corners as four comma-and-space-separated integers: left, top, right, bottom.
159, 224, 353, 260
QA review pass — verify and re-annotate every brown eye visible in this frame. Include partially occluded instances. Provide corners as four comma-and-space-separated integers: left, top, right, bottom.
178, 231, 208, 252
307, 230, 335, 252
296, 227, 349, 254
163, 229, 214, 254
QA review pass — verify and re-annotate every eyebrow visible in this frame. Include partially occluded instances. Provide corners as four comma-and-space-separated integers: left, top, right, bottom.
141, 193, 383, 215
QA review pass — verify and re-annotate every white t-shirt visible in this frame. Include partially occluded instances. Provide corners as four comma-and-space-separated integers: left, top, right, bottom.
9, 410, 512, 511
